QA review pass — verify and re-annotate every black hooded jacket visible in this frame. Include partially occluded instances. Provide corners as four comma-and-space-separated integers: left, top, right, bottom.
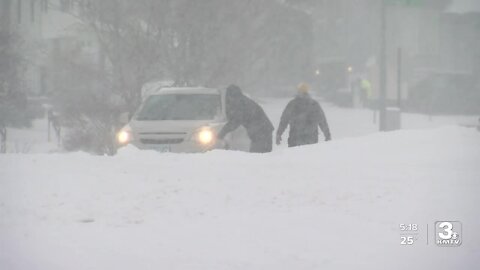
218, 87, 274, 140
277, 93, 331, 147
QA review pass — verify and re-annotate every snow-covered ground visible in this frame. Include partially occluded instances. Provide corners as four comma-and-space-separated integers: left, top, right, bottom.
3, 118, 59, 154
1, 100, 479, 269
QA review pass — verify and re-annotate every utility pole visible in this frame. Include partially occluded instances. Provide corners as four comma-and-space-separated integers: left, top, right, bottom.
379, 0, 387, 131
397, 47, 402, 108
382, 0, 424, 129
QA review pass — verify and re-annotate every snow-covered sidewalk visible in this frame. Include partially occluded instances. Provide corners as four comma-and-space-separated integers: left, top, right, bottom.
1, 126, 479, 270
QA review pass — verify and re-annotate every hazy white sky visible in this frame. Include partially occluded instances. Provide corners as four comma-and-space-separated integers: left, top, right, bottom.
447, 0, 480, 13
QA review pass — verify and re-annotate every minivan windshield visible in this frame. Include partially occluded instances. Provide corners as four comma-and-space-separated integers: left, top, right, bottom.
136, 94, 221, 121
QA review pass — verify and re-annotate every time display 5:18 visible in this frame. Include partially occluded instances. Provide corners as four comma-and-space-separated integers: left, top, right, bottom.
399, 223, 418, 231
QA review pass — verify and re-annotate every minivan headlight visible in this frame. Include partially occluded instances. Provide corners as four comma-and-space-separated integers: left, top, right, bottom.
116, 130, 132, 145
195, 127, 215, 145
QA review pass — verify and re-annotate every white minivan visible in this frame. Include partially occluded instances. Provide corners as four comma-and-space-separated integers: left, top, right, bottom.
116, 87, 250, 153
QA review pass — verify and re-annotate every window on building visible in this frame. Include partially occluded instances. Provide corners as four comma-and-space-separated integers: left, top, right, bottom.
17, 0, 22, 24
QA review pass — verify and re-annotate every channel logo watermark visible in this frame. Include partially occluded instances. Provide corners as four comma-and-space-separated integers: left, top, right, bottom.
435, 221, 462, 247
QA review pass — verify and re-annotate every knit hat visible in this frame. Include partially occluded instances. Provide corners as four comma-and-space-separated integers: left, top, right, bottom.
297, 83, 310, 93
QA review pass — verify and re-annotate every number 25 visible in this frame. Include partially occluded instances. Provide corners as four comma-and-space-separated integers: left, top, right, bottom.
401, 236, 414, 245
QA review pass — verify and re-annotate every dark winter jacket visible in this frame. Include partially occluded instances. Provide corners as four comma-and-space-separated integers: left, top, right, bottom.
277, 93, 331, 147
218, 87, 274, 141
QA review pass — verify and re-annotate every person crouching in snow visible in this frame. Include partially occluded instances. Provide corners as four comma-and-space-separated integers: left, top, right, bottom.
276, 83, 331, 147
217, 85, 274, 153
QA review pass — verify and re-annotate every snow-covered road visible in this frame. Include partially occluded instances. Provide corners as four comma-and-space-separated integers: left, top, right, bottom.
1, 125, 479, 270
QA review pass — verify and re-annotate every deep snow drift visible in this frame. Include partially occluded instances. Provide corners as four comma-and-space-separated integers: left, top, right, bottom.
1, 126, 479, 270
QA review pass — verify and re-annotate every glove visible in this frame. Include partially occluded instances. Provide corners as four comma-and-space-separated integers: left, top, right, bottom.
275, 134, 282, 145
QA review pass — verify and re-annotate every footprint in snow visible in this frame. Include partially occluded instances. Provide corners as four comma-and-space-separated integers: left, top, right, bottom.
78, 218, 95, 223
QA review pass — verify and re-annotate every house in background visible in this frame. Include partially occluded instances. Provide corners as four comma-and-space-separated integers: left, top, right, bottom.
1, 0, 103, 98
40, 0, 104, 100
1, 0, 48, 97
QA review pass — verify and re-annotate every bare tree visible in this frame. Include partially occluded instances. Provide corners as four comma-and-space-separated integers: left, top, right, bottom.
47, 0, 314, 153
0, 32, 33, 153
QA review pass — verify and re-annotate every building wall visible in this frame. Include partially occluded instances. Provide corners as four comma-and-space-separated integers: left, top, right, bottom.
5, 0, 46, 41
3, 0, 48, 96
40, 0, 105, 99
439, 13, 480, 74
3, 0, 101, 97
383, 6, 443, 100
0, 0, 13, 32
311, 1, 474, 105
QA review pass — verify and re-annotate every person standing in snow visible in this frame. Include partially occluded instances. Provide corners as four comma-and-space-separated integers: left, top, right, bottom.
276, 83, 331, 147
360, 78, 373, 107
217, 85, 274, 153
